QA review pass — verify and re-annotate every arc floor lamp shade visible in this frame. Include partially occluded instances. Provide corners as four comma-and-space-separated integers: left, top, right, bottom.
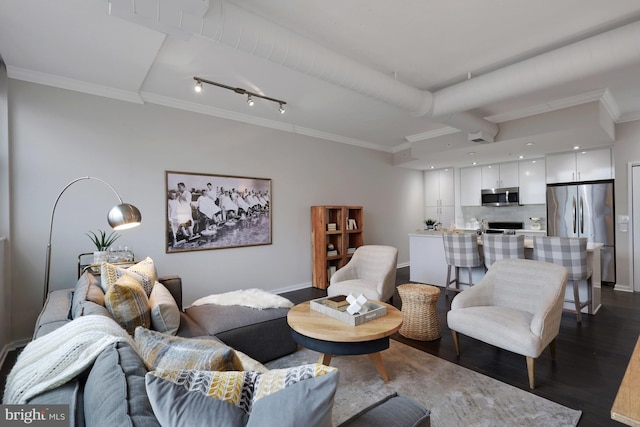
43, 176, 142, 304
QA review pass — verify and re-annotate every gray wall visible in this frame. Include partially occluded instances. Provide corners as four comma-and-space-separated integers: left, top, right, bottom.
0, 56, 10, 357
6, 80, 424, 341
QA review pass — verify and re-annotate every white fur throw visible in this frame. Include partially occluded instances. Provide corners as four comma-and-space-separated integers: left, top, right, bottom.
3, 315, 134, 404
189, 288, 294, 310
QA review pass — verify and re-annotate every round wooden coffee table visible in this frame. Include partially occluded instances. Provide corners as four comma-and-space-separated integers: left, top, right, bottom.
287, 300, 402, 381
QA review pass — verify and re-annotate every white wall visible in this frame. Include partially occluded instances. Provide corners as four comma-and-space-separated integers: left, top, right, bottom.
7, 80, 424, 341
612, 120, 640, 291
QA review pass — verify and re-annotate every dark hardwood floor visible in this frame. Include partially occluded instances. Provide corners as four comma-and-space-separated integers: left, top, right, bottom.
2, 267, 638, 426
281, 267, 640, 427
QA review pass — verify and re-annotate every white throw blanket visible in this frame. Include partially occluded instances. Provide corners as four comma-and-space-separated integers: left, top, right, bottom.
3, 315, 134, 404
189, 288, 294, 310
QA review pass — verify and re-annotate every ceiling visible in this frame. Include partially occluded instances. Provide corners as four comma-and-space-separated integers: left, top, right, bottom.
2, 0, 640, 170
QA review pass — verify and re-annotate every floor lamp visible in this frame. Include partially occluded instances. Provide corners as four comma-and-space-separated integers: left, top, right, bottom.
43, 176, 142, 305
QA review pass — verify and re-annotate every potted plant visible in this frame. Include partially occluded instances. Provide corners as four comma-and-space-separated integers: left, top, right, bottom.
425, 219, 437, 230
86, 230, 120, 265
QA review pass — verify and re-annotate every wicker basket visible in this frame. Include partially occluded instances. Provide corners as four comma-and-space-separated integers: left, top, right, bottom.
397, 283, 441, 341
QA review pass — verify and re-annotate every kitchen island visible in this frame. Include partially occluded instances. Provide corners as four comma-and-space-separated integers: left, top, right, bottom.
409, 231, 602, 314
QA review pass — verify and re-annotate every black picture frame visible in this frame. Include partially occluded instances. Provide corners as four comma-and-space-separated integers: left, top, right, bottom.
165, 171, 272, 253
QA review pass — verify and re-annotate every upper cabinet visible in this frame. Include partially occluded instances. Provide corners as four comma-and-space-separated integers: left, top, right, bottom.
424, 168, 454, 225
481, 162, 519, 189
546, 148, 612, 184
460, 166, 482, 206
518, 159, 546, 204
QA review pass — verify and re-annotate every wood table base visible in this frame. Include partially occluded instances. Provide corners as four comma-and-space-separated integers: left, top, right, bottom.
316, 351, 390, 382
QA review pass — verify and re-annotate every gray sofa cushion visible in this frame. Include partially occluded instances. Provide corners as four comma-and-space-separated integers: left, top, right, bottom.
337, 393, 431, 427
71, 272, 102, 319
28, 380, 83, 427
34, 290, 73, 338
185, 304, 296, 362
84, 342, 159, 427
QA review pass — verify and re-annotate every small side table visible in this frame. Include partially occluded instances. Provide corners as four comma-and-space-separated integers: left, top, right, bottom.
397, 284, 441, 341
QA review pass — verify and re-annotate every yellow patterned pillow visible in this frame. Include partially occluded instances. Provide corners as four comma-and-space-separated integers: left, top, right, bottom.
134, 328, 243, 372
104, 275, 151, 335
148, 363, 336, 414
101, 257, 157, 296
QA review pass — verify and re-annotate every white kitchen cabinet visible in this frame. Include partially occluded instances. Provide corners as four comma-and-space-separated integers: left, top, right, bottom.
518, 159, 546, 204
546, 148, 612, 183
460, 166, 482, 206
577, 149, 612, 181
424, 168, 454, 225
481, 162, 519, 189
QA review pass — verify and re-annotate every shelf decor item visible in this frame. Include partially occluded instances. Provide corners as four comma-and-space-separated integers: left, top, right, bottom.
166, 171, 271, 253
44, 176, 142, 305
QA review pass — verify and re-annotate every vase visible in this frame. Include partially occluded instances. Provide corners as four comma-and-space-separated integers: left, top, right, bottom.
91, 251, 109, 272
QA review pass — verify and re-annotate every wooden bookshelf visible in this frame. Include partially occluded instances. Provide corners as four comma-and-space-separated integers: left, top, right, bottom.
311, 206, 363, 289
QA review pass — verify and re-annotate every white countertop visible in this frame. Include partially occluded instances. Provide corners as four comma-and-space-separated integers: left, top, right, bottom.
409, 232, 603, 251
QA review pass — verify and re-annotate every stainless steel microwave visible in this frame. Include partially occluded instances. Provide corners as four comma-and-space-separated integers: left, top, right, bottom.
481, 187, 520, 207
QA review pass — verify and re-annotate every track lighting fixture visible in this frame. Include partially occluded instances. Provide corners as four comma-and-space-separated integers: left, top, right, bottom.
193, 77, 287, 113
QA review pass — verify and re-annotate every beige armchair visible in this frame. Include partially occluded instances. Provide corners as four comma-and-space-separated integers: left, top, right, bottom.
327, 245, 398, 303
446, 258, 568, 389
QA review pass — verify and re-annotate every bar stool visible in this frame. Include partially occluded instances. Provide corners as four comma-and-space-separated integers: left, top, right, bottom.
533, 236, 591, 323
482, 234, 525, 270
442, 233, 483, 296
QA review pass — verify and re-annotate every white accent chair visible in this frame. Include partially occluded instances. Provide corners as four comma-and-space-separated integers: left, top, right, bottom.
327, 245, 398, 303
446, 258, 568, 389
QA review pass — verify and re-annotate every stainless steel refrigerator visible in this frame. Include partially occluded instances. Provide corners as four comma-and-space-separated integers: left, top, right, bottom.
546, 180, 615, 284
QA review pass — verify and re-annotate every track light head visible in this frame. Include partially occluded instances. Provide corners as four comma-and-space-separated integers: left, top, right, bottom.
194, 80, 203, 93
247, 95, 254, 106
279, 103, 285, 114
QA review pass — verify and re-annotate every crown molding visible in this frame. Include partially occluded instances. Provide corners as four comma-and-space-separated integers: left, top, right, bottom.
7, 66, 144, 104
618, 110, 640, 123
404, 126, 459, 143
486, 89, 609, 123
141, 92, 392, 152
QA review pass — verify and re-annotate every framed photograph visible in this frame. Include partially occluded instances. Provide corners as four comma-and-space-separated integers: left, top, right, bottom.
165, 171, 272, 253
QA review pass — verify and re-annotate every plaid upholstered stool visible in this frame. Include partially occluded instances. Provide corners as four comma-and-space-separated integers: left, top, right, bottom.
442, 233, 483, 296
482, 234, 525, 269
533, 236, 591, 323
397, 284, 441, 341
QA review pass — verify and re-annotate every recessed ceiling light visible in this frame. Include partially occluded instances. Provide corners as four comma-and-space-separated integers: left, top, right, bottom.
472, 162, 477, 165
525, 142, 535, 146
430, 166, 435, 169
518, 155, 524, 159
532, 160, 536, 163
468, 151, 476, 155
573, 146, 580, 150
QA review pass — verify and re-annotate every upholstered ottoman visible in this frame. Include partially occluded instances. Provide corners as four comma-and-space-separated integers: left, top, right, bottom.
185, 304, 297, 363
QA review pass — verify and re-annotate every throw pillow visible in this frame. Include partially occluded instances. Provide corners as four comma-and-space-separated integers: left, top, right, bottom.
101, 257, 157, 296
148, 282, 181, 335
145, 364, 338, 427
134, 327, 243, 372
104, 275, 151, 335
71, 272, 102, 319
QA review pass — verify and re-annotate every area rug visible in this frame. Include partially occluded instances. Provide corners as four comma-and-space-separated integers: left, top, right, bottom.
265, 340, 581, 427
